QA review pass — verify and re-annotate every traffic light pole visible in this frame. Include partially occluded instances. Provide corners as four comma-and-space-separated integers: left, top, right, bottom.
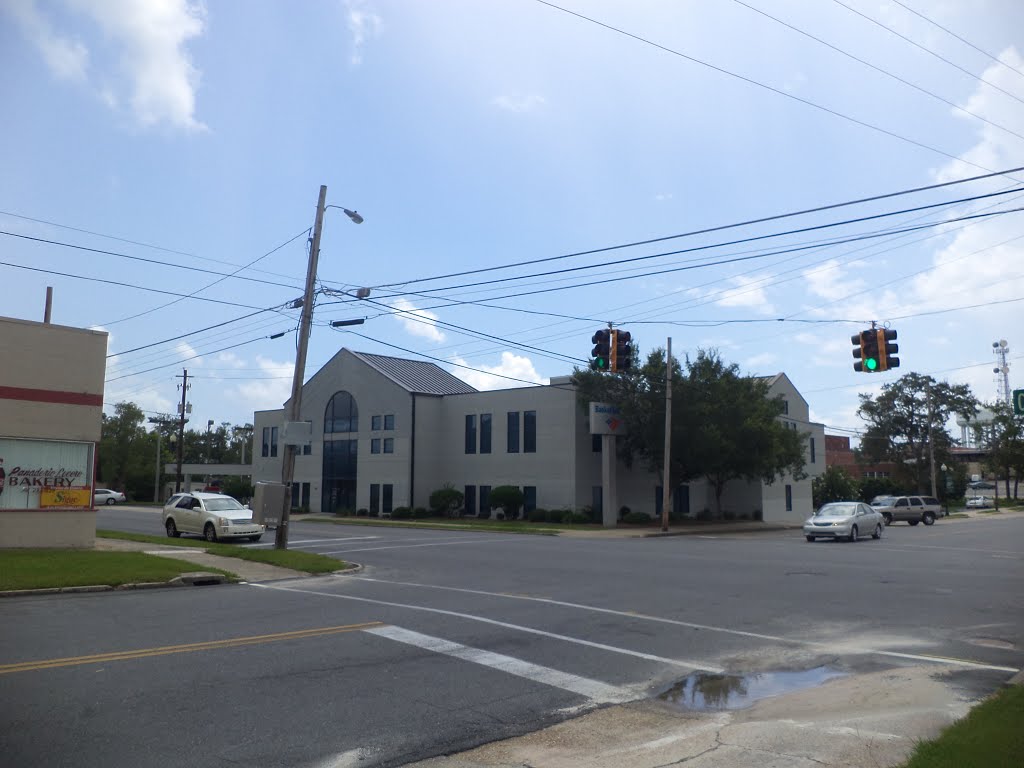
661, 338, 672, 532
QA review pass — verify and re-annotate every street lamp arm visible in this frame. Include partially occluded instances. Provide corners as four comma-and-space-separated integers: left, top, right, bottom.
325, 205, 364, 224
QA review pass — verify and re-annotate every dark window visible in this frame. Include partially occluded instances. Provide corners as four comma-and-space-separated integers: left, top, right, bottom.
371, 415, 382, 431
324, 391, 359, 434
384, 414, 395, 430
507, 412, 519, 453
176, 496, 193, 510
523, 486, 537, 514
464, 485, 476, 516
302, 443, 312, 456
290, 483, 311, 510
270, 426, 278, 458
480, 414, 492, 454
782, 400, 789, 415
383, 484, 393, 515
261, 427, 270, 457
785, 484, 793, 512
657, 484, 691, 516
371, 438, 381, 454
370, 484, 380, 515
810, 437, 816, 464
479, 485, 491, 516
383, 438, 394, 454
592, 434, 602, 452
465, 415, 476, 454
910, 497, 923, 507
301, 483, 310, 509
592, 485, 602, 516
322, 439, 358, 514
524, 410, 537, 453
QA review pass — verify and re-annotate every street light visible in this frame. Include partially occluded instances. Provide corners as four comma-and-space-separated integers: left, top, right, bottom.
277, 187, 364, 550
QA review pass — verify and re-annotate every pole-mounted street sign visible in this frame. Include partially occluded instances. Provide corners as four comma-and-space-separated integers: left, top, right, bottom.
1014, 389, 1024, 416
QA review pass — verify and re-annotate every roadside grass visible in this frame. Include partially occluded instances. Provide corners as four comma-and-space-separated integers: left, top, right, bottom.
946, 513, 970, 519
301, 517, 572, 535
97, 530, 345, 573
902, 684, 1024, 768
0, 549, 235, 591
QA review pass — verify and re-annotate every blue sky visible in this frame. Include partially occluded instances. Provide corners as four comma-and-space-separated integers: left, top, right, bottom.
2, 0, 1023, 440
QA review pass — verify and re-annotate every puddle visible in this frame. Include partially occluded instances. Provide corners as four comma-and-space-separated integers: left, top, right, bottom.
658, 666, 847, 711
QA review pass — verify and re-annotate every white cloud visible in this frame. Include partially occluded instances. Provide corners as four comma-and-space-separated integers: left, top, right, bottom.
175, 341, 200, 363
450, 352, 546, 391
715, 274, 776, 314
6, 0, 90, 81
743, 352, 778, 372
345, 0, 381, 66
392, 298, 445, 342
216, 351, 247, 368
803, 259, 866, 302
234, 356, 294, 412
491, 93, 546, 113
654, 193, 674, 202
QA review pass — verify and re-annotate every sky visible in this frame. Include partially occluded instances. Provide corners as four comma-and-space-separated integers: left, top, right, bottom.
2, 0, 1023, 443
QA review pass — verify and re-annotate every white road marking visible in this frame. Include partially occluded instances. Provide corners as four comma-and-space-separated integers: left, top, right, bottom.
250, 582, 723, 672
319, 538, 517, 555
343, 576, 1020, 674
364, 625, 636, 704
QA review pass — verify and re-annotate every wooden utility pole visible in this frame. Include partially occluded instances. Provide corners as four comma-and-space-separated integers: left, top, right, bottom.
661, 338, 672, 532
175, 369, 190, 493
44, 287, 53, 323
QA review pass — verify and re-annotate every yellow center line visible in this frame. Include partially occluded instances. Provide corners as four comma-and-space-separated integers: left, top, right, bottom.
0, 621, 384, 675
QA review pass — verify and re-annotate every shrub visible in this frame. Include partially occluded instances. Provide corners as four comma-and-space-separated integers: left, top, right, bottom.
565, 511, 591, 524
391, 507, 413, 519
413, 507, 430, 519
722, 510, 736, 521
494, 511, 506, 520
547, 509, 570, 523
430, 484, 464, 518
619, 505, 631, 519
477, 507, 491, 520
527, 509, 548, 523
622, 511, 652, 524
356, 508, 369, 517
489, 486, 525, 520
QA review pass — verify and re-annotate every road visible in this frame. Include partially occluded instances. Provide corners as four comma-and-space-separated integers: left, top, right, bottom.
1, 509, 1021, 767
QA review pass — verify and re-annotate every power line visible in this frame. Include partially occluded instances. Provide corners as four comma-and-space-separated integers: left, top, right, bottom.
107, 306, 285, 358
105, 332, 292, 383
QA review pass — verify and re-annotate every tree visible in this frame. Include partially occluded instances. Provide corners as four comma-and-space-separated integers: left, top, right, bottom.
813, 466, 860, 508
978, 402, 1024, 499
489, 486, 525, 520
99, 402, 151, 498
858, 373, 977, 494
429, 484, 465, 518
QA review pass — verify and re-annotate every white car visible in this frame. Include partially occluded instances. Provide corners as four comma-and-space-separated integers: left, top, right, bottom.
966, 496, 992, 508
94, 488, 126, 505
803, 501, 885, 543
162, 492, 265, 542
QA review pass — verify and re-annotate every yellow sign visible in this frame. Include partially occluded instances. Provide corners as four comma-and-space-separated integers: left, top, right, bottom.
39, 488, 92, 508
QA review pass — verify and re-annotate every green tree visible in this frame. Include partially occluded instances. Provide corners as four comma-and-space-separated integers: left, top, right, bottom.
812, 466, 860, 508
978, 402, 1024, 499
99, 402, 151, 499
858, 373, 977, 494
489, 485, 525, 520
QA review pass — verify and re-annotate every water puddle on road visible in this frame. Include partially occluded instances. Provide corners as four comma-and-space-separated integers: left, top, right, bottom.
658, 666, 847, 711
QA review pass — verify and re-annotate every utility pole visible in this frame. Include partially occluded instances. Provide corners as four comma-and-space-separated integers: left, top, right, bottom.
661, 338, 672, 532
927, 386, 937, 499
175, 369, 190, 493
277, 185, 328, 549
148, 417, 172, 502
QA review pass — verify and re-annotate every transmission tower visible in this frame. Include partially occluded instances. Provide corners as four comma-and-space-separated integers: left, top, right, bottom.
992, 339, 1011, 405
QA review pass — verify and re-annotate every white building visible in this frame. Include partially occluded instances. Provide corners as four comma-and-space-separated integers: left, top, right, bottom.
251, 349, 825, 523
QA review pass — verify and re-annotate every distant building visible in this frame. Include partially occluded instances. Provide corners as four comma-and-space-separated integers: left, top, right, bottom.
824, 435, 896, 480
251, 349, 824, 523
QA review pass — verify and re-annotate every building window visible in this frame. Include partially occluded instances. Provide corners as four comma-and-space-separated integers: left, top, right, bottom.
810, 437, 816, 464
270, 426, 278, 458
262, 427, 270, 457
507, 412, 519, 453
524, 410, 537, 453
371, 438, 381, 454
592, 434, 602, 453
290, 482, 310, 510
592, 485, 602, 517
384, 414, 395, 430
371, 415, 382, 431
302, 443, 312, 456
782, 399, 789, 415
479, 485, 491, 517
465, 415, 476, 454
785, 484, 793, 512
325, 391, 358, 434
523, 486, 537, 514
370, 484, 380, 516
382, 484, 393, 515
383, 438, 394, 454
322, 439, 358, 514
480, 414, 492, 454
464, 485, 476, 516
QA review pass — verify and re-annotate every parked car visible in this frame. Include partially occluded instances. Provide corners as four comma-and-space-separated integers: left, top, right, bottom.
162, 492, 265, 542
803, 501, 884, 543
871, 495, 942, 526
93, 488, 126, 505
966, 496, 992, 509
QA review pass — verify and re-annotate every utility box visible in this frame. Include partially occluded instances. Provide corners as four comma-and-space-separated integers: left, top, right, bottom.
252, 482, 286, 527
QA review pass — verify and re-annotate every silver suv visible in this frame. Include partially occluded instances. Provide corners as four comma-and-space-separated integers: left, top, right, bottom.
871, 495, 942, 526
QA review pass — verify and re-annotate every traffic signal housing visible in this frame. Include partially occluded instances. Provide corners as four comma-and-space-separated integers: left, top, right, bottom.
852, 330, 880, 372
611, 330, 632, 372
591, 329, 611, 371
878, 329, 899, 371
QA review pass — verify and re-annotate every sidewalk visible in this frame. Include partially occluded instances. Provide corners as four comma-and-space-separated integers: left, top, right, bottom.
94, 537, 306, 582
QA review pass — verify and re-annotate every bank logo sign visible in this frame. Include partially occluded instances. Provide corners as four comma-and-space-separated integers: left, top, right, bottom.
589, 402, 628, 436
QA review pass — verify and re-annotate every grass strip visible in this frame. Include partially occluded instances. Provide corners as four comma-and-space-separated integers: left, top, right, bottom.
0, 549, 234, 591
300, 517, 565, 535
902, 684, 1024, 768
97, 530, 345, 573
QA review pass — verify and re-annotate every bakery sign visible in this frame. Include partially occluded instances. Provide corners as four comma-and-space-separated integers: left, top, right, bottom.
0, 437, 94, 510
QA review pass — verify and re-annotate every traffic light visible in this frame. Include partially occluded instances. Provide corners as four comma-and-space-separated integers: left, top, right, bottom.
852, 329, 880, 372
878, 329, 899, 371
611, 330, 632, 372
591, 329, 611, 371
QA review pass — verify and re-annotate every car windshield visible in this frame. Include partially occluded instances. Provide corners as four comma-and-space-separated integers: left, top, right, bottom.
816, 504, 857, 517
203, 497, 245, 512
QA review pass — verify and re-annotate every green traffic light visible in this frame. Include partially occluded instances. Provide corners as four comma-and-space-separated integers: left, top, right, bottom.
866, 358, 878, 371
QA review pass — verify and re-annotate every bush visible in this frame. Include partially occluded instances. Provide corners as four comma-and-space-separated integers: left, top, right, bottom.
722, 510, 736, 521
618, 505, 631, 519
477, 507, 491, 520
413, 507, 430, 519
356, 508, 369, 517
391, 507, 413, 519
527, 509, 548, 523
429, 485, 464, 518
489, 486, 525, 520
622, 511, 652, 524
547, 509, 570, 523
564, 511, 591, 524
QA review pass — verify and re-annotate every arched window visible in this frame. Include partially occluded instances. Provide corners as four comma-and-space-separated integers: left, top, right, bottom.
324, 391, 358, 434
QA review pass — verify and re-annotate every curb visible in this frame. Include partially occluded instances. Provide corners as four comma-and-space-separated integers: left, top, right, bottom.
1006, 669, 1024, 687
638, 524, 798, 538
332, 563, 364, 576
0, 572, 231, 598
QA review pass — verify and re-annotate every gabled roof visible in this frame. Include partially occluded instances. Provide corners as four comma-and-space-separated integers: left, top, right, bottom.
352, 351, 478, 396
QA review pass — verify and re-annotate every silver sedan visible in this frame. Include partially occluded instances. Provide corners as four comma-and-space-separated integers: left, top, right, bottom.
804, 501, 884, 543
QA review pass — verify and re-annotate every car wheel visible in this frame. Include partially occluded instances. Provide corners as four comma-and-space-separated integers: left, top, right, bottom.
249, 534, 262, 542
872, 523, 882, 540
849, 525, 859, 543
882, 513, 893, 526
165, 519, 180, 538
106, 498, 116, 505
203, 523, 218, 543
922, 512, 936, 526
908, 520, 920, 526
805, 535, 815, 542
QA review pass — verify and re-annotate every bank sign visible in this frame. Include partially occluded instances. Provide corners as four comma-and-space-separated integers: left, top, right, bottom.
589, 402, 628, 436
0, 437, 93, 510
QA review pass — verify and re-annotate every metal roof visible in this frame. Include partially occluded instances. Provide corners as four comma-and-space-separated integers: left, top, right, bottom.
352, 351, 478, 396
